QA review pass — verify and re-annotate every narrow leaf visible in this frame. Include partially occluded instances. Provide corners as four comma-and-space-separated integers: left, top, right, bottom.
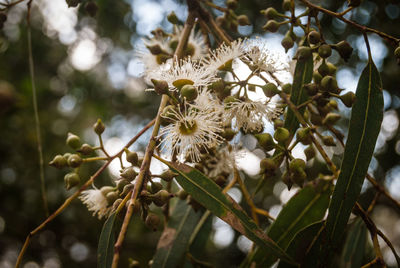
152, 200, 203, 268
155, 157, 296, 265
341, 218, 367, 268
242, 181, 332, 267
325, 59, 383, 250
98, 212, 117, 268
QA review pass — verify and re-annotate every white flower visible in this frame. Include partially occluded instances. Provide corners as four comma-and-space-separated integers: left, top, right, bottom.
147, 57, 217, 90
174, 25, 208, 60
206, 39, 245, 72
159, 104, 223, 162
193, 89, 224, 114
79, 188, 111, 219
225, 99, 282, 132
245, 39, 291, 75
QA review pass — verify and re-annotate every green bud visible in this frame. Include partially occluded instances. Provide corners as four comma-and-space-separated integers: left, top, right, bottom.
78, 144, 93, 155
209, 80, 225, 92
125, 149, 139, 166
318, 44, 332, 58
226, 0, 237, 9
281, 35, 294, 52
255, 133, 275, 151
152, 190, 173, 206
262, 7, 279, 19
84, 1, 98, 17
334, 41, 353, 61
67, 154, 82, 168
120, 167, 137, 181
262, 83, 280, 97
218, 86, 232, 100
167, 11, 179, 24
237, 14, 251, 26
304, 146, 316, 161
295, 46, 312, 61
180, 84, 198, 101
150, 181, 163, 194
106, 191, 118, 205
322, 135, 336, 146
327, 62, 337, 75
292, 169, 307, 187
112, 198, 123, 212
273, 118, 284, 129
274, 127, 290, 143
321, 76, 339, 93
318, 60, 330, 77
100, 186, 115, 196
221, 127, 237, 141
328, 100, 338, 110
313, 71, 323, 84
263, 20, 280, 32
304, 83, 318, 96
248, 84, 256, 92
297, 127, 312, 145
121, 184, 135, 196
49, 155, 68, 169
282, 0, 293, 11
260, 158, 277, 174
323, 113, 341, 125
159, 169, 177, 182
289, 158, 306, 172
93, 119, 105, 135
224, 95, 238, 105
282, 83, 292, 94
339, 91, 356, 107
310, 113, 323, 125
66, 133, 81, 149
145, 213, 160, 231
151, 79, 169, 95
64, 172, 80, 190
116, 179, 130, 192
308, 31, 321, 45
177, 189, 188, 200
282, 171, 293, 190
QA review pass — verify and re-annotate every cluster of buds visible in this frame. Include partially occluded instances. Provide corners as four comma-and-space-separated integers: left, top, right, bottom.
215, 0, 251, 32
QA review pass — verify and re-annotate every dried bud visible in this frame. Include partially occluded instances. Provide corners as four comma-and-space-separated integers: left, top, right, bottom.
274, 127, 290, 143
295, 46, 312, 61
339, 92, 356, 107
120, 167, 137, 181
318, 44, 332, 58
237, 14, 251, 26
64, 172, 80, 190
308, 31, 321, 45
167, 11, 179, 24
125, 149, 139, 166
262, 83, 280, 97
334, 41, 353, 61
84, 2, 98, 17
304, 146, 316, 161
49, 155, 68, 169
145, 213, 160, 231
255, 133, 275, 151
78, 144, 94, 155
263, 20, 280, 32
323, 113, 341, 125
66, 132, 81, 149
93, 119, 105, 135
151, 79, 169, 95
67, 154, 82, 168
180, 84, 198, 101
159, 169, 177, 182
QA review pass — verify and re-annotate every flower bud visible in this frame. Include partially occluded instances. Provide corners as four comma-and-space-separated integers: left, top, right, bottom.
289, 158, 306, 172
310, 113, 323, 125
282, 171, 293, 190
322, 135, 336, 146
255, 133, 275, 151
64, 172, 80, 190
304, 83, 318, 96
395, 47, 400, 58
84, 1, 98, 17
274, 127, 290, 143
116, 179, 130, 192
121, 184, 135, 196
128, 259, 140, 268
106, 191, 119, 205
226, 0, 237, 9
292, 169, 307, 187
339, 92, 356, 107
321, 76, 339, 93
100, 186, 115, 196
248, 84, 256, 92
180, 84, 198, 101
308, 31, 321, 45
124, 149, 139, 166
313, 71, 322, 84
262, 7, 279, 19
281, 35, 294, 52
49, 155, 68, 169
282, 83, 292, 94
209, 80, 225, 92
152, 190, 173, 206
323, 113, 341, 125
273, 118, 284, 129
159, 169, 177, 182
304, 145, 316, 161
167, 11, 179, 24
263, 20, 280, 32
151, 79, 169, 95
93, 119, 105, 135
177, 189, 188, 200
112, 198, 123, 212
282, 0, 293, 11
237, 14, 251, 26
297, 127, 312, 145
145, 213, 160, 231
120, 167, 137, 181
295, 46, 312, 61
150, 181, 163, 194
262, 83, 280, 97
78, 143, 94, 155
260, 158, 277, 174
318, 44, 332, 58
66, 133, 81, 149
67, 154, 82, 168
327, 62, 337, 75
318, 60, 330, 77
221, 127, 237, 141
334, 41, 353, 61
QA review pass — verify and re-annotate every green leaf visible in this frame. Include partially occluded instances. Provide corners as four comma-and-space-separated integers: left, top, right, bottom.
325, 59, 383, 250
152, 200, 203, 268
98, 213, 117, 268
284, 46, 314, 133
155, 157, 296, 265
189, 211, 212, 259
341, 218, 367, 268
242, 181, 332, 267
278, 221, 325, 268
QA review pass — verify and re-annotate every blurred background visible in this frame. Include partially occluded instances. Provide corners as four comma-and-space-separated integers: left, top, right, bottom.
1, 0, 400, 267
